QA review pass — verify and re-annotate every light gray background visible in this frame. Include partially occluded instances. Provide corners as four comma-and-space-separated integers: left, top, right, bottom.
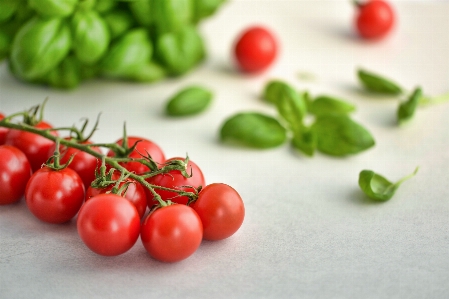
1, 1, 449, 298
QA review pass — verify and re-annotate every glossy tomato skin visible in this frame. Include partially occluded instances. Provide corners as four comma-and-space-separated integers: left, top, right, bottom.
140, 204, 203, 262
25, 166, 85, 223
107, 136, 165, 175
0, 145, 32, 205
191, 183, 245, 241
146, 157, 205, 206
77, 193, 141, 256
48, 138, 101, 189
355, 0, 395, 39
0, 113, 8, 145
85, 172, 147, 219
5, 121, 58, 172
234, 26, 278, 73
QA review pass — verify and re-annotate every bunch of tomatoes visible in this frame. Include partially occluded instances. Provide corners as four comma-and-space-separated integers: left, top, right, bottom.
0, 108, 245, 263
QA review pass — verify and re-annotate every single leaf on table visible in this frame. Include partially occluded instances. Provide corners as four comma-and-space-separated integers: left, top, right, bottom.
311, 114, 375, 156
166, 86, 213, 116
308, 95, 356, 116
397, 87, 422, 125
220, 112, 287, 149
357, 68, 403, 95
358, 167, 419, 201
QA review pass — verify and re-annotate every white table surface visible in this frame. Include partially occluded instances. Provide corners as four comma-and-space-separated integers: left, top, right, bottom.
1, 1, 449, 298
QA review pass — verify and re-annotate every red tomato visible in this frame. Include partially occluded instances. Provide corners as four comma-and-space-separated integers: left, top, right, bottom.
191, 183, 245, 241
140, 204, 203, 262
0, 145, 32, 205
25, 166, 85, 224
48, 138, 101, 189
0, 113, 8, 145
5, 121, 58, 172
85, 171, 147, 219
146, 157, 205, 206
234, 26, 278, 73
107, 136, 165, 174
355, 0, 395, 39
77, 193, 141, 256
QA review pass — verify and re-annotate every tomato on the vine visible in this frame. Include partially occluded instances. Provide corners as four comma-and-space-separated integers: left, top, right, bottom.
0, 113, 9, 145
86, 171, 147, 219
0, 145, 32, 205
77, 193, 141, 256
140, 204, 203, 263
146, 157, 205, 206
5, 121, 58, 172
48, 138, 101, 189
191, 183, 245, 241
234, 26, 278, 73
354, 0, 395, 39
107, 136, 165, 174
25, 166, 85, 224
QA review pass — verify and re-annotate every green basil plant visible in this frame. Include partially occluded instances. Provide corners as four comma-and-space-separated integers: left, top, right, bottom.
0, 0, 228, 89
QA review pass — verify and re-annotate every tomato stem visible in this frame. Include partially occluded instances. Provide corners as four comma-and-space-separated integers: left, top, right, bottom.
0, 117, 197, 207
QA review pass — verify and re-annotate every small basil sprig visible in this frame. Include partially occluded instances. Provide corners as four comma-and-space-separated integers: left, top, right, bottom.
358, 167, 419, 201
220, 112, 287, 149
357, 68, 403, 95
166, 86, 213, 116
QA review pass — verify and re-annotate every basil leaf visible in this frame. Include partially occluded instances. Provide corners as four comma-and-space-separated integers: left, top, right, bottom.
101, 29, 152, 79
274, 84, 307, 131
45, 55, 81, 89
128, 0, 153, 27
262, 80, 289, 104
10, 17, 72, 80
95, 0, 117, 13
358, 167, 418, 201
156, 25, 205, 75
128, 62, 166, 82
71, 10, 110, 65
397, 87, 422, 125
103, 10, 135, 40
152, 0, 193, 35
193, 0, 227, 23
28, 0, 78, 18
291, 126, 316, 157
309, 95, 356, 116
312, 114, 375, 156
166, 86, 213, 116
220, 112, 287, 149
357, 68, 403, 95
0, 0, 18, 23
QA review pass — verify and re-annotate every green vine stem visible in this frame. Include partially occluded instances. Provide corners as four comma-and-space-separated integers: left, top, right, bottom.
0, 118, 198, 207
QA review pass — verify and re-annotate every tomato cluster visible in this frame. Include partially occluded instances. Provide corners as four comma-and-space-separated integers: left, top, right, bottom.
0, 109, 245, 263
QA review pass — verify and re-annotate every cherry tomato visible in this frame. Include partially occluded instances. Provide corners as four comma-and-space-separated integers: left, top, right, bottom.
48, 138, 101, 189
85, 171, 147, 219
146, 157, 205, 206
0, 145, 32, 205
140, 204, 203, 262
191, 183, 245, 241
355, 0, 395, 39
0, 113, 8, 145
5, 121, 58, 172
234, 26, 278, 73
77, 193, 141, 256
25, 166, 85, 224
107, 136, 165, 174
